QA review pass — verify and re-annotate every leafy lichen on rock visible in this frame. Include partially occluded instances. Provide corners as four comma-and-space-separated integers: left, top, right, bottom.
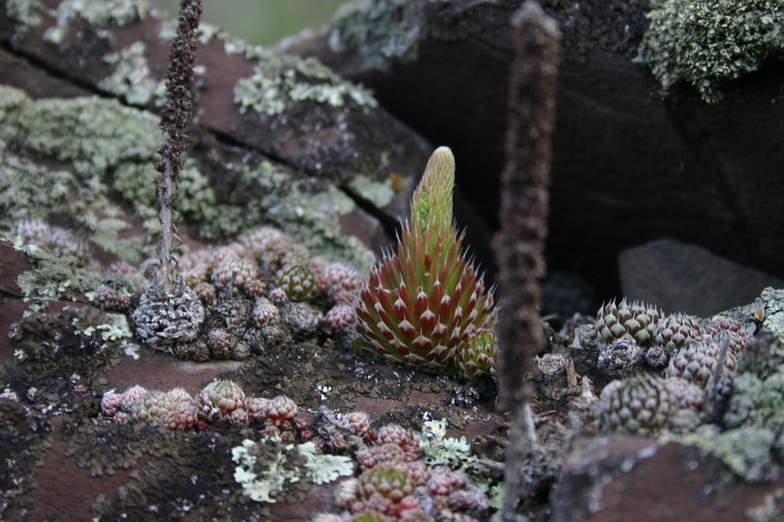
328, 0, 425, 71
346, 174, 395, 209
232, 435, 353, 503
233, 47, 378, 116
638, 0, 784, 102
1, 85, 160, 180
97, 40, 162, 106
675, 427, 779, 483
0, 85, 372, 266
5, 0, 42, 33
0, 146, 75, 224
0, 85, 160, 261
15, 247, 102, 301
44, 0, 150, 44
226, 160, 374, 270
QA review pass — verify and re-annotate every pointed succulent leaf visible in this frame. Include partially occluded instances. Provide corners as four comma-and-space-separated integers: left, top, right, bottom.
354, 147, 497, 374
410, 147, 455, 233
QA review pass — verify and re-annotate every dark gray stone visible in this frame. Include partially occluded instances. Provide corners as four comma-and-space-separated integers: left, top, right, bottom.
619, 238, 784, 316
287, 0, 784, 295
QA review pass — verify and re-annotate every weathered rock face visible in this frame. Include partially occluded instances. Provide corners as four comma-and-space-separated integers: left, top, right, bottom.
554, 330, 784, 521
619, 239, 784, 316
551, 435, 784, 522
0, 0, 435, 266
288, 0, 784, 296
4, 1, 784, 520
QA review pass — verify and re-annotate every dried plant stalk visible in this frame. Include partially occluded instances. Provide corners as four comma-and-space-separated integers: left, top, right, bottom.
493, 1, 560, 518
155, 0, 202, 293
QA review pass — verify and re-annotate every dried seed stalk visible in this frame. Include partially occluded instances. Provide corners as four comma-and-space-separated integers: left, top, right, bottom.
493, 1, 560, 518
155, 0, 202, 293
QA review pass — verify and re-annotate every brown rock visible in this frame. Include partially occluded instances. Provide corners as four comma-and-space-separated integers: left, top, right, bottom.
0, 3, 432, 198
0, 242, 29, 297
552, 434, 784, 522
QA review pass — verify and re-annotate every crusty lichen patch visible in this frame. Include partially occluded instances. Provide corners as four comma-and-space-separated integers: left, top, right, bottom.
44, 0, 149, 44
0, 84, 373, 266
233, 47, 378, 116
97, 41, 162, 106
5, 0, 42, 33
638, 0, 784, 102
0, 399, 52, 518
64, 419, 259, 520
328, 0, 425, 71
0, 85, 161, 261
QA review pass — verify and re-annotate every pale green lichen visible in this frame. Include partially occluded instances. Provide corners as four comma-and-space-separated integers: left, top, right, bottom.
0, 148, 75, 223
724, 335, 784, 430
1, 86, 161, 181
231, 437, 353, 503
0, 85, 160, 261
44, 0, 149, 44
329, 0, 423, 72
346, 174, 394, 209
0, 79, 373, 269
668, 334, 784, 483
234, 49, 377, 116
157, 18, 177, 41
98, 41, 162, 106
746, 488, 784, 522
759, 287, 784, 345
231, 161, 374, 271
6, 0, 42, 33
638, 0, 784, 103
121, 340, 141, 359
81, 212, 148, 264
416, 419, 479, 471
265, 186, 374, 272
16, 248, 103, 301
676, 427, 778, 483
196, 22, 221, 46
72, 313, 133, 341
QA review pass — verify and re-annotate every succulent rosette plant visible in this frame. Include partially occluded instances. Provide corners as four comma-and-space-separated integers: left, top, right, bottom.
355, 147, 497, 377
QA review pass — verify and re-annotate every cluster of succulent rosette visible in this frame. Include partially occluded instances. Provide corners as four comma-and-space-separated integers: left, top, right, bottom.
17, 147, 498, 382
579, 297, 753, 435
318, 421, 490, 520
108, 223, 364, 359
12, 153, 499, 385
101, 381, 491, 518
121, 147, 498, 381
101, 380, 302, 434
354, 147, 498, 381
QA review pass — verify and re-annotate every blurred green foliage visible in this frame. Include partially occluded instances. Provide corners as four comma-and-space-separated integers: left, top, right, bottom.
149, 0, 347, 45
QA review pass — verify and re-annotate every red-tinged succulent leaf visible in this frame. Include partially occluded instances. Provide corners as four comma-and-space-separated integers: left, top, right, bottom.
455, 329, 497, 381
355, 148, 497, 374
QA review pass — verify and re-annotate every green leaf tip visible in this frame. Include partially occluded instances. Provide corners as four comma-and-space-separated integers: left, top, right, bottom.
411, 146, 455, 230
